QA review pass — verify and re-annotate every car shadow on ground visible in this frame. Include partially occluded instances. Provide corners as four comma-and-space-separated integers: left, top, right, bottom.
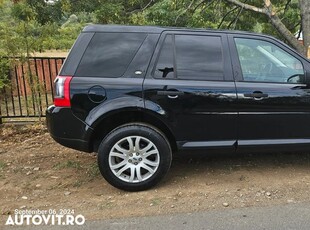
173, 150, 310, 168
161, 150, 310, 185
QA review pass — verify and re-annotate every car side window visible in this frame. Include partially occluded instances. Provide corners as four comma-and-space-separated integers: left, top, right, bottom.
154, 34, 224, 81
175, 35, 224, 80
234, 38, 305, 83
154, 35, 175, 79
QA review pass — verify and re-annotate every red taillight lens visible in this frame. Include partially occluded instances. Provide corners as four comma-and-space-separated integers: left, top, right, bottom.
53, 76, 72, 107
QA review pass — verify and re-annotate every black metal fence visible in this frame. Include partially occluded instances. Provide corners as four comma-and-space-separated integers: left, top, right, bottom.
0, 57, 65, 123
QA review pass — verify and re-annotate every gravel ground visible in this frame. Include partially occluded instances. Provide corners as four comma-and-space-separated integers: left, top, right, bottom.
1, 123, 310, 224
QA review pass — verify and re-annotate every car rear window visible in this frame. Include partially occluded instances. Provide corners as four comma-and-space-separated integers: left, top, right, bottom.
75, 32, 147, 77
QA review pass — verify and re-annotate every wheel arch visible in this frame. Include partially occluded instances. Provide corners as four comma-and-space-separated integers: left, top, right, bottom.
89, 109, 177, 153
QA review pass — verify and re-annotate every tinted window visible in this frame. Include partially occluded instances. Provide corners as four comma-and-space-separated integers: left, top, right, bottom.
76, 33, 147, 77
154, 35, 175, 79
175, 35, 224, 80
154, 34, 224, 81
235, 38, 304, 83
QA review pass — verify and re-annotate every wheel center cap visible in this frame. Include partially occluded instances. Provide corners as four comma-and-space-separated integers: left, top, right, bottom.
128, 154, 142, 164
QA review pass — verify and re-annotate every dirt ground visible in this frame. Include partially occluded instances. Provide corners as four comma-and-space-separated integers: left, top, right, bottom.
1, 123, 310, 224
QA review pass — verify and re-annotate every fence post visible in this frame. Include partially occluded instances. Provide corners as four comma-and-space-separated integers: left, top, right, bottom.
308, 46, 310, 59
0, 104, 2, 124
0, 100, 2, 124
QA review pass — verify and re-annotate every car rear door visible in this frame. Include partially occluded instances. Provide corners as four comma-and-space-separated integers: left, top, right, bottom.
228, 34, 310, 152
143, 31, 238, 151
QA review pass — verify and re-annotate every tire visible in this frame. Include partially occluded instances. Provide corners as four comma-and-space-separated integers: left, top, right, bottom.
97, 123, 172, 191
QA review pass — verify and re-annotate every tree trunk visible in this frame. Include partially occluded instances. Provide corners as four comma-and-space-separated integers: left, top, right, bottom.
299, 0, 310, 55
266, 4, 309, 55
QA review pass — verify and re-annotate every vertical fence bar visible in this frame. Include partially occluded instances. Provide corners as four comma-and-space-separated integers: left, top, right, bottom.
14, 65, 23, 116
0, 91, 2, 123
48, 58, 54, 98
0, 105, 2, 124
54, 58, 59, 109
3, 86, 9, 117
41, 59, 49, 108
27, 60, 37, 116
0, 98, 2, 124
34, 57, 43, 116
9, 69, 16, 116
21, 63, 29, 116
0, 89, 4, 122
55, 58, 59, 75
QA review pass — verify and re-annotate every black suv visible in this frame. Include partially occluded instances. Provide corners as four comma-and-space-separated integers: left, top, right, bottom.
47, 24, 310, 191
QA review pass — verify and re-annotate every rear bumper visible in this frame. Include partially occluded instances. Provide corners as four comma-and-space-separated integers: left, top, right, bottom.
46, 105, 93, 152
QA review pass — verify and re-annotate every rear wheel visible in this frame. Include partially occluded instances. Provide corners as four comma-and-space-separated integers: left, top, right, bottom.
97, 124, 172, 191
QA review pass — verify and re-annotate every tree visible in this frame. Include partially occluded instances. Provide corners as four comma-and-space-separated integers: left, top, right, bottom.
26, 0, 62, 25
0, 57, 10, 90
224, 0, 309, 55
299, 0, 310, 54
136, 0, 308, 56
0, 0, 15, 89
94, 0, 159, 25
10, 0, 51, 118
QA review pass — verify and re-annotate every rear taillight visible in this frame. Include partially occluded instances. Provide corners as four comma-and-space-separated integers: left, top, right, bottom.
53, 76, 72, 107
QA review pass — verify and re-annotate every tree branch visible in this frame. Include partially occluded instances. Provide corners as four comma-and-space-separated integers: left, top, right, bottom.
224, 0, 266, 14
129, 0, 155, 14
142, 0, 155, 11
284, 0, 292, 12
231, 3, 245, 29
224, 0, 306, 55
192, 0, 208, 13
218, 6, 239, 29
280, 0, 292, 21
174, 0, 216, 25
175, 0, 195, 24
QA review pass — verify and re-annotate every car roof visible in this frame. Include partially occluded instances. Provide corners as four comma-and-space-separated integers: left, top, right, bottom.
82, 24, 262, 36
81, 24, 310, 62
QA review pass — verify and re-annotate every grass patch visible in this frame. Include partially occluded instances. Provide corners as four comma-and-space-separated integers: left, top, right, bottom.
0, 161, 7, 170
73, 179, 85, 188
53, 160, 82, 170
150, 198, 161, 206
98, 201, 116, 210
86, 163, 100, 179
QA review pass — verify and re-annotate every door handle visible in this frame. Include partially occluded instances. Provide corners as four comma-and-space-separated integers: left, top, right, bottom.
244, 92, 268, 99
157, 90, 184, 98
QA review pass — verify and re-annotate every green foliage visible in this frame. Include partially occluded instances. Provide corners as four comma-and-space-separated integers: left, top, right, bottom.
0, 0, 14, 89
11, 1, 35, 22
95, 2, 125, 24
67, 0, 101, 14
144, 0, 180, 26
26, 0, 63, 25
0, 56, 10, 89
0, 0, 307, 53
